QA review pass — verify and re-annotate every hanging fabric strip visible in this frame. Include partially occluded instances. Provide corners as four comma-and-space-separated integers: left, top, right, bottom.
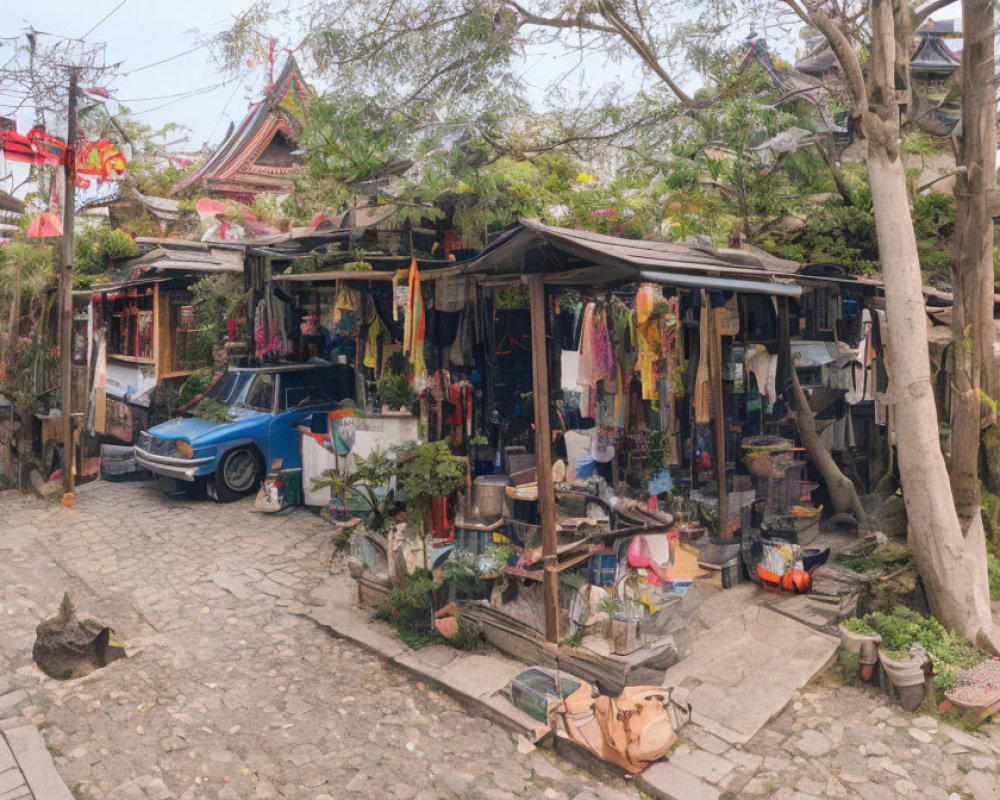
693, 299, 711, 424
404, 258, 427, 378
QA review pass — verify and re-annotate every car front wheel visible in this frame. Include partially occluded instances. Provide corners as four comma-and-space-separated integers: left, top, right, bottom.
215, 447, 262, 502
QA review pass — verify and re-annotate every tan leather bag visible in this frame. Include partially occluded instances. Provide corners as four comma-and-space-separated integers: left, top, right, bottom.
559, 683, 679, 773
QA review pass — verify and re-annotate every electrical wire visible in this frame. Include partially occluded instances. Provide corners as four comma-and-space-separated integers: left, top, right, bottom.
116, 81, 229, 103
205, 77, 247, 141
125, 79, 239, 115
81, 0, 129, 40
121, 44, 208, 76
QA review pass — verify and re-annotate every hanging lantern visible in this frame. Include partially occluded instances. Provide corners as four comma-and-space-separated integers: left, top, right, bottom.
26, 212, 62, 238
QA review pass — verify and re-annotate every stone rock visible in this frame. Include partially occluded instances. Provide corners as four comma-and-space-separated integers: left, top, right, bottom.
528, 752, 567, 784
941, 725, 995, 755
865, 740, 892, 757
440, 771, 475, 797
961, 770, 997, 800
907, 727, 932, 744
792, 730, 831, 758
968, 753, 996, 771
912, 716, 938, 731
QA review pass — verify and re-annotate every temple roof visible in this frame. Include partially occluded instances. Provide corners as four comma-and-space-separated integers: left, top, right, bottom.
910, 34, 962, 74
738, 38, 830, 106
170, 58, 311, 200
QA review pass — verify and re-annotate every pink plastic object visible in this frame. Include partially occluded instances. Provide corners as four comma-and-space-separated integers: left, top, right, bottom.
627, 536, 669, 586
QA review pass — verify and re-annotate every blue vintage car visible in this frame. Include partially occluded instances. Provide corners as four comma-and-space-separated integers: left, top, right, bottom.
135, 363, 354, 501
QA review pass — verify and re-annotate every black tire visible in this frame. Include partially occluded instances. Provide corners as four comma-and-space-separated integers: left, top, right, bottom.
214, 446, 262, 502
158, 475, 208, 500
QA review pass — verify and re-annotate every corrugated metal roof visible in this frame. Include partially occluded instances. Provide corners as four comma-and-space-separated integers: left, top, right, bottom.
459, 219, 802, 291
123, 241, 244, 277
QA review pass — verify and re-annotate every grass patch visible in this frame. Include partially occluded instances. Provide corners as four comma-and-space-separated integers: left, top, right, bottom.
988, 553, 1000, 602
832, 650, 860, 686
844, 542, 910, 573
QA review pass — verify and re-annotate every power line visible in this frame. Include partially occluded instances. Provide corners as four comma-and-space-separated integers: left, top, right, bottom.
206, 76, 246, 141
116, 81, 229, 103
125, 79, 239, 115
121, 44, 207, 76
82, 0, 129, 40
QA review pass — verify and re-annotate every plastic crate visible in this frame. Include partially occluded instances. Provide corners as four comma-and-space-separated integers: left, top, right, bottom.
511, 667, 582, 723
100, 445, 149, 482
588, 550, 619, 588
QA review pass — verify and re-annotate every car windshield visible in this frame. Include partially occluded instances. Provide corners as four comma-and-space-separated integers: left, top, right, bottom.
240, 373, 275, 412
204, 371, 251, 406
277, 368, 336, 411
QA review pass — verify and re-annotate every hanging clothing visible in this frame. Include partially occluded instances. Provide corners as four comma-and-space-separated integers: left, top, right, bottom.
403, 259, 427, 378
636, 285, 662, 402
363, 314, 388, 371
745, 345, 779, 406
693, 305, 711, 424
592, 307, 616, 386
577, 302, 597, 414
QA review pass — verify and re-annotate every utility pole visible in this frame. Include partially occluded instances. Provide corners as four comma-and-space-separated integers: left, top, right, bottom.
59, 68, 77, 502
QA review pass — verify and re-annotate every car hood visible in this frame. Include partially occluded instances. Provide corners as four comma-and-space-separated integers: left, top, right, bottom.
147, 407, 269, 445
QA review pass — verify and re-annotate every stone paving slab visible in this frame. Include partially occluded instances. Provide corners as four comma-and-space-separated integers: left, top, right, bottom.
1, 724, 74, 800
662, 603, 839, 744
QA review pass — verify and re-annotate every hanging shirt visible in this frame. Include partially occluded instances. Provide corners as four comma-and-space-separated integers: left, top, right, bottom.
403, 258, 427, 378
636, 285, 662, 401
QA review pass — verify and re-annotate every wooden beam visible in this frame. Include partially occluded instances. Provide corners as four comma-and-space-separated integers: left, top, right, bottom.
528, 274, 559, 643
706, 294, 729, 540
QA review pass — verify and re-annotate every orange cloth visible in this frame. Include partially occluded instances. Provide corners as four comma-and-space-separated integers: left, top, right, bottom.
403, 258, 427, 378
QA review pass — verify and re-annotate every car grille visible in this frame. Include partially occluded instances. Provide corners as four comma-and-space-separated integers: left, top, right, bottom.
137, 433, 178, 457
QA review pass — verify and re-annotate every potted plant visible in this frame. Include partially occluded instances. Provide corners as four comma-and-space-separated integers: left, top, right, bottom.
878, 644, 930, 711
312, 446, 401, 580
379, 352, 415, 412
399, 440, 468, 565
839, 617, 883, 654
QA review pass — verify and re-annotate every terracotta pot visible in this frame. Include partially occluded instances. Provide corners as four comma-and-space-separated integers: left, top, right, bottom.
838, 624, 882, 655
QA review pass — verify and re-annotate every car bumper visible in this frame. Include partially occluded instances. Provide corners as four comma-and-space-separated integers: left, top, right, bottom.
134, 446, 215, 482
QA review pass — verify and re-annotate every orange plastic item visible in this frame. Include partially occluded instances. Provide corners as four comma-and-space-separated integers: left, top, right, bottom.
780, 569, 811, 594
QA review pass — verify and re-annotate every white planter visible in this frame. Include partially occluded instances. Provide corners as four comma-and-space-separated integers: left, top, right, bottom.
839, 623, 882, 655
878, 650, 926, 688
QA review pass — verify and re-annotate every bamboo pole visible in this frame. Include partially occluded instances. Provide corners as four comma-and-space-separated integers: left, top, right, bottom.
60, 69, 78, 502
528, 274, 559, 643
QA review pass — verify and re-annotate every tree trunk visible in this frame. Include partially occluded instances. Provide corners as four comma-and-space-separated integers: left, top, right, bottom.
949, 0, 998, 529
864, 0, 999, 650
789, 370, 868, 525
813, 141, 853, 207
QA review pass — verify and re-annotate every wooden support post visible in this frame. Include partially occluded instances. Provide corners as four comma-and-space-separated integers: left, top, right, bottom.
60, 69, 78, 501
706, 294, 728, 540
528, 274, 559, 643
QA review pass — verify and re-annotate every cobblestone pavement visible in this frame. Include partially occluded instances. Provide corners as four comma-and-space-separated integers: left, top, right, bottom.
0, 481, 636, 800
663, 681, 1000, 800
3, 481, 1000, 800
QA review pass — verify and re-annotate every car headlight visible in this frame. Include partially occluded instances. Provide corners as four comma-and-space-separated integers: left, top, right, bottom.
175, 440, 194, 459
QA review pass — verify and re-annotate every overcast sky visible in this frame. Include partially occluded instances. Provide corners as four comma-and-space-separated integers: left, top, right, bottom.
0, 1, 963, 175
1, 0, 259, 151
